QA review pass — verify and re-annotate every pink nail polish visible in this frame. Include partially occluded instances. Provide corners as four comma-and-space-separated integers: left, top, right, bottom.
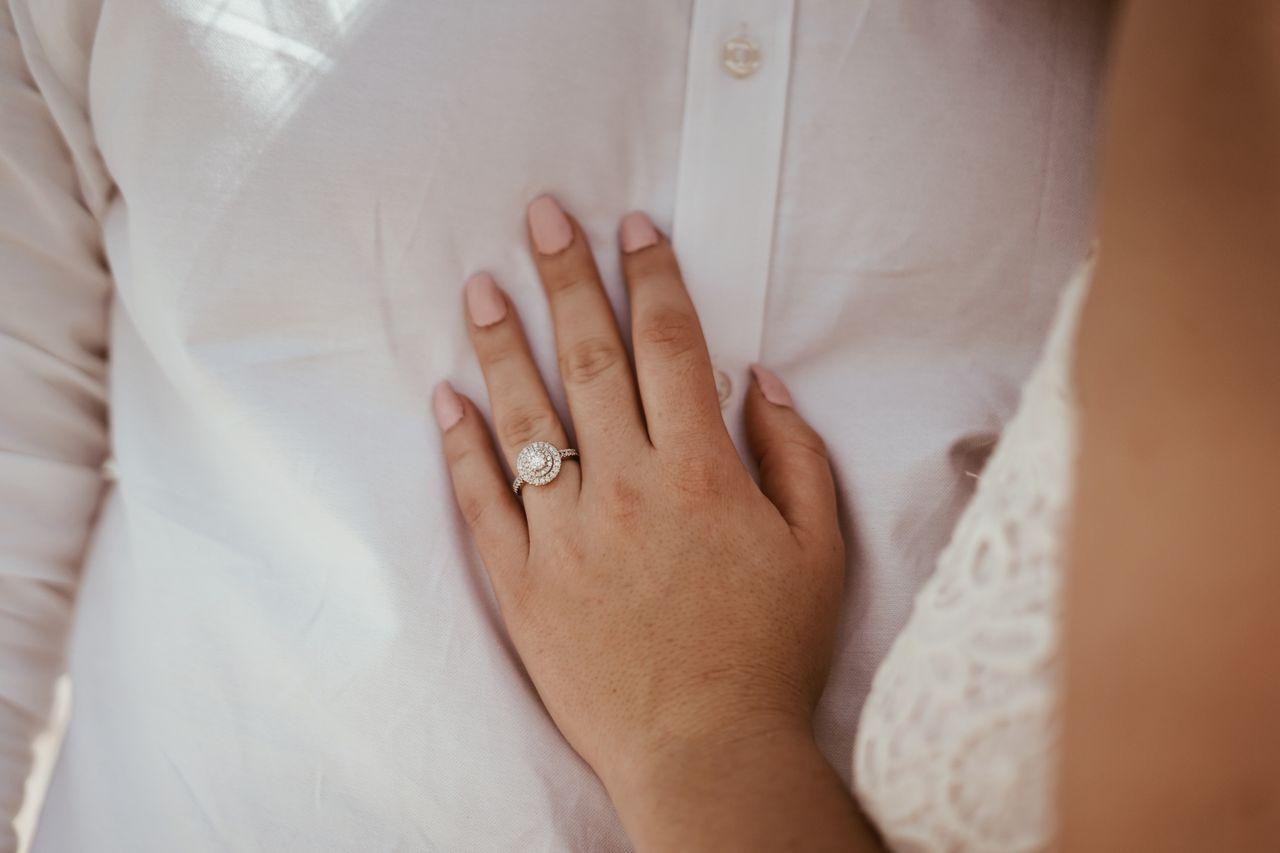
433, 382, 464, 430
527, 195, 574, 255
751, 364, 794, 407
464, 272, 507, 327
619, 211, 658, 253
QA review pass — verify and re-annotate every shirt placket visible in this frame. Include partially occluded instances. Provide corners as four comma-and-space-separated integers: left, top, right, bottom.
671, 0, 795, 452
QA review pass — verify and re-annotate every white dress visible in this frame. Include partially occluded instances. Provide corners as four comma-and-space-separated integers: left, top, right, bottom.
853, 256, 1093, 852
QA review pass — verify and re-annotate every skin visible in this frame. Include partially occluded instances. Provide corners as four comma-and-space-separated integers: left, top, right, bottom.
434, 205, 877, 850
1060, 0, 1280, 848
435, 2, 1279, 846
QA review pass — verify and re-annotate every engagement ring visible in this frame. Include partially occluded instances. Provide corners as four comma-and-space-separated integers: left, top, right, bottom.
512, 441, 578, 495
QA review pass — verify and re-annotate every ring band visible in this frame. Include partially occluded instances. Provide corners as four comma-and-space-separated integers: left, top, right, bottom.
512, 441, 579, 495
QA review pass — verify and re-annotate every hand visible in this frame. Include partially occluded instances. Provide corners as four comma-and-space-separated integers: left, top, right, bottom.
433, 195, 847, 832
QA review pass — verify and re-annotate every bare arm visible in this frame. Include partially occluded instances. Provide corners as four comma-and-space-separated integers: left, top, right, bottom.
1061, 1, 1280, 848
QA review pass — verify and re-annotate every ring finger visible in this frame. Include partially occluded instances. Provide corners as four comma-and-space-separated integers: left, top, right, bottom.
463, 270, 579, 513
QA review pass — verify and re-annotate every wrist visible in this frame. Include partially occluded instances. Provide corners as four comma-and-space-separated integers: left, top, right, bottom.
598, 704, 813, 794
600, 715, 826, 844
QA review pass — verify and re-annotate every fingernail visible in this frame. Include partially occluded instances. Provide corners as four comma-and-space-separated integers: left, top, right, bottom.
464, 272, 507, 327
528, 194, 573, 255
751, 364, 794, 407
432, 381, 464, 431
619, 211, 658, 253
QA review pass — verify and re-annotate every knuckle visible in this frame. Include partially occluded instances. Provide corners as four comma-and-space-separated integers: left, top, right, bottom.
505, 571, 538, 621
638, 307, 701, 361
624, 245, 677, 281
670, 451, 728, 500
499, 406, 559, 449
481, 341, 524, 373
560, 337, 624, 386
780, 431, 828, 463
458, 492, 500, 531
759, 433, 829, 486
444, 439, 479, 469
602, 474, 644, 521
756, 418, 827, 462
546, 271, 595, 297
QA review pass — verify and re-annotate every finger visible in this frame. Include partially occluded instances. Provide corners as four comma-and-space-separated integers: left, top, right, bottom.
617, 211, 727, 449
463, 272, 579, 511
434, 382, 529, 603
744, 365, 841, 553
526, 195, 646, 456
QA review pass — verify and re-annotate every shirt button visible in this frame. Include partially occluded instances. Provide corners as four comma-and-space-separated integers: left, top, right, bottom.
721, 35, 761, 79
714, 368, 732, 407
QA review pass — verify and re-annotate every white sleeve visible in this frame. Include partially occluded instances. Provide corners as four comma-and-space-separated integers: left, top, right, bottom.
0, 3, 112, 848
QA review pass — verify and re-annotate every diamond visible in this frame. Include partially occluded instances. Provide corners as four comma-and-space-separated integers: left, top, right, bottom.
515, 441, 563, 487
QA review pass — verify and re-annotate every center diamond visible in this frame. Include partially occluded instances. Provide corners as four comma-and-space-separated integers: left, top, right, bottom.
515, 441, 562, 487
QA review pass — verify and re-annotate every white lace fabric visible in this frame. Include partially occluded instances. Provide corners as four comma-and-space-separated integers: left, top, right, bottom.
854, 259, 1094, 852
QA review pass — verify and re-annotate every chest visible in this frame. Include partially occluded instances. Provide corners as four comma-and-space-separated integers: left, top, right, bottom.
82, 0, 1100, 353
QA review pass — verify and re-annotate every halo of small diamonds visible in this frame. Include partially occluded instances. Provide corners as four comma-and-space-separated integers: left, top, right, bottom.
516, 441, 563, 487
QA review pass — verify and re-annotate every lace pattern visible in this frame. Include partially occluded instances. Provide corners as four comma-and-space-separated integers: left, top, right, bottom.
853, 259, 1094, 852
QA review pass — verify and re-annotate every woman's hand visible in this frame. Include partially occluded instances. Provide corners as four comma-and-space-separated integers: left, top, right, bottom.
433, 196, 868, 850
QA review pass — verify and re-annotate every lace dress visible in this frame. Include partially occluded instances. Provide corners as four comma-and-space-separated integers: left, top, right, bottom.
853, 257, 1093, 852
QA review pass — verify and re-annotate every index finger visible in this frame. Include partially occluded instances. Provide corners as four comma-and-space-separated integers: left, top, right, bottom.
617, 211, 728, 449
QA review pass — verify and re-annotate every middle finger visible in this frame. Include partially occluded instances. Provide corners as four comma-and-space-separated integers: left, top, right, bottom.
526, 195, 648, 456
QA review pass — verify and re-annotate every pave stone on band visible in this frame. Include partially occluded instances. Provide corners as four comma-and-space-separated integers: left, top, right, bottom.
512, 441, 579, 495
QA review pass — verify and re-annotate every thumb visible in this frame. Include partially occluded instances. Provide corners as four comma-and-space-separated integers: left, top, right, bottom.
744, 364, 842, 551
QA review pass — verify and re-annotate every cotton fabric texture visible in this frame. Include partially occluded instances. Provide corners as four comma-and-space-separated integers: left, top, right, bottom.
1, 1, 1107, 849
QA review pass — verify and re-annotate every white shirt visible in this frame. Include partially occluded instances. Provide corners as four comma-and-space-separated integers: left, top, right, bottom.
1, 1, 1107, 849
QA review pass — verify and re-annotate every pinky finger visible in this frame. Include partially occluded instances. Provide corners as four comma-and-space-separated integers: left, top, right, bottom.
434, 382, 529, 595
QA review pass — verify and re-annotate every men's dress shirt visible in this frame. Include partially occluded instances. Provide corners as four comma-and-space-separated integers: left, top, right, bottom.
0, 0, 1108, 849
